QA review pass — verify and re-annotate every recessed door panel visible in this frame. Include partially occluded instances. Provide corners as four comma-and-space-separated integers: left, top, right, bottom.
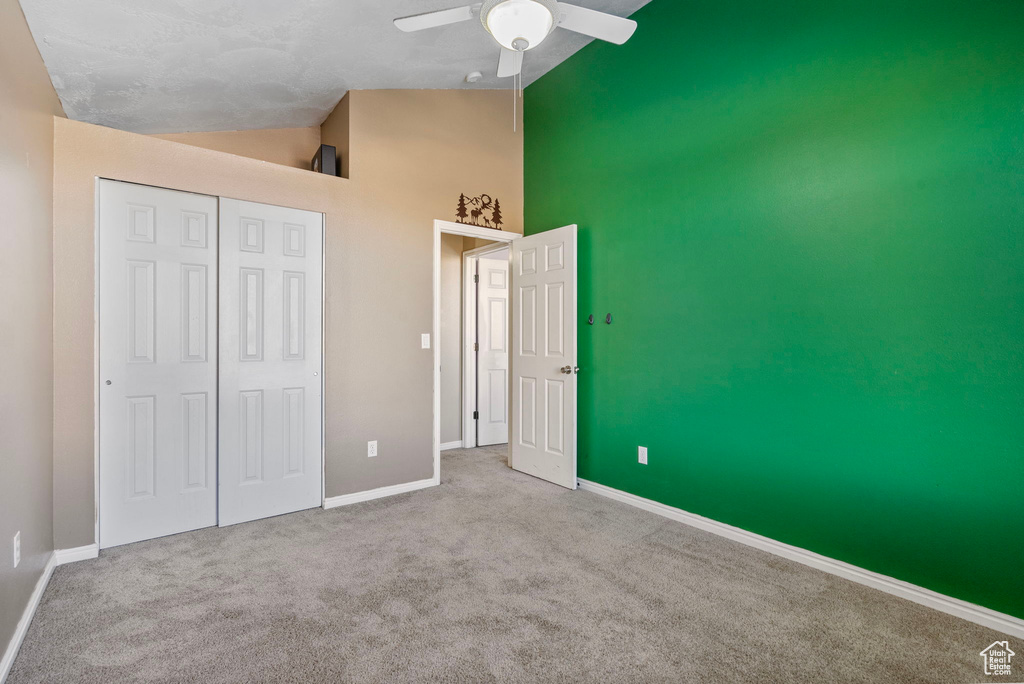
181, 211, 208, 248
239, 268, 265, 362
545, 283, 564, 357
520, 286, 537, 356
180, 264, 207, 363
239, 390, 264, 484
126, 395, 156, 498
283, 271, 306, 360
283, 388, 305, 477
181, 392, 209, 491
99, 180, 218, 549
519, 376, 537, 448
126, 260, 156, 364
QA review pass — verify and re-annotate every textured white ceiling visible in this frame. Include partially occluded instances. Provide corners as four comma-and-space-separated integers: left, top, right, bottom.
18, 0, 650, 134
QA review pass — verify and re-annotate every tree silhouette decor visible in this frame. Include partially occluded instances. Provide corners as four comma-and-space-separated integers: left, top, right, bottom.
491, 199, 503, 230
455, 192, 503, 229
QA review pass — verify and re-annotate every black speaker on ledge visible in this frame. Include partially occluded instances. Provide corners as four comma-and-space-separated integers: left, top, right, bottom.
311, 144, 339, 176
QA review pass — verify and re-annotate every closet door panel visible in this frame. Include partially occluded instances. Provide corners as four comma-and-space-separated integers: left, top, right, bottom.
98, 180, 217, 548
219, 199, 323, 526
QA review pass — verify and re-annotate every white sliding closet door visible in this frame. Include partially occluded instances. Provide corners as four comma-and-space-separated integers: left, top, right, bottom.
219, 199, 324, 526
98, 180, 218, 548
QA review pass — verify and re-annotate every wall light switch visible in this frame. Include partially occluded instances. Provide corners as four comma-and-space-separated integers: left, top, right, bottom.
638, 446, 648, 465
13, 531, 20, 568
368, 440, 378, 458
421, 333, 431, 349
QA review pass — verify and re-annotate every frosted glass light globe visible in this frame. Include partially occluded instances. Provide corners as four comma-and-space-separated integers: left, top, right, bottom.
481, 0, 558, 51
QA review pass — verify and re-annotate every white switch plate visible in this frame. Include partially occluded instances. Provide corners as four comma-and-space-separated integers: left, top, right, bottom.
368, 440, 378, 458
421, 333, 431, 349
13, 531, 20, 568
638, 446, 648, 465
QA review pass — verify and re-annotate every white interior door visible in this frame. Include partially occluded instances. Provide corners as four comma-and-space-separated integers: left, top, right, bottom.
510, 225, 578, 489
98, 180, 218, 548
477, 249, 510, 446
219, 199, 323, 526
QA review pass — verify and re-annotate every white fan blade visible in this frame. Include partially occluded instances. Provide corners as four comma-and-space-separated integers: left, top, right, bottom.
394, 4, 479, 32
497, 48, 522, 78
557, 3, 637, 44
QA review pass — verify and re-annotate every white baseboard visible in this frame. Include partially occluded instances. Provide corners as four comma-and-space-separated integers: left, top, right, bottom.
577, 478, 1024, 639
54, 544, 98, 565
323, 477, 437, 509
440, 441, 464, 451
1, 553, 56, 684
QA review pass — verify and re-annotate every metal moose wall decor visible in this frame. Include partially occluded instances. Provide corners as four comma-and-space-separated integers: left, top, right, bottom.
455, 193, 503, 230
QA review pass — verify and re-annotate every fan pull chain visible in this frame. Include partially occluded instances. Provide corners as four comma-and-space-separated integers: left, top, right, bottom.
512, 50, 524, 132
519, 51, 524, 99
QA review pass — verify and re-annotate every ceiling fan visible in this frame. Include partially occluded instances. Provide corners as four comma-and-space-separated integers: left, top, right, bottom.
394, 0, 638, 79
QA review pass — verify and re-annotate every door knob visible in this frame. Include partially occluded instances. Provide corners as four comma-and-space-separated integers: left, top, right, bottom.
560, 365, 572, 374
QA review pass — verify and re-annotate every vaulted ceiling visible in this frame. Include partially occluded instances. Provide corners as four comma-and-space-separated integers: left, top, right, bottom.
19, 0, 650, 133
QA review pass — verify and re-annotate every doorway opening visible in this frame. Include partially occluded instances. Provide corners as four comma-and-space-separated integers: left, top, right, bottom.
433, 220, 517, 482
461, 242, 511, 449
432, 218, 579, 490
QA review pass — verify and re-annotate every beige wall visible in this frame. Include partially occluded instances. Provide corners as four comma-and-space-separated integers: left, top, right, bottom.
0, 0, 64, 654
319, 93, 349, 179
53, 89, 522, 548
319, 89, 521, 496
150, 126, 322, 170
440, 233, 465, 444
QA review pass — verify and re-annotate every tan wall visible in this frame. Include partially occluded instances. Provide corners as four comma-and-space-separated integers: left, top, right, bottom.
150, 126, 322, 170
0, 0, 64, 652
319, 93, 349, 179
53, 89, 521, 548
440, 233, 465, 444
320, 89, 521, 496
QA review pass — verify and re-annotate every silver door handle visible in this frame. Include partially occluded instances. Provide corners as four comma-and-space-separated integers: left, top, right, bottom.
560, 366, 572, 374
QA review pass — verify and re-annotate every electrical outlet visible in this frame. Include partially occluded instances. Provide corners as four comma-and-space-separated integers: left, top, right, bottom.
368, 440, 378, 458
638, 446, 648, 465
13, 531, 20, 568
421, 333, 431, 349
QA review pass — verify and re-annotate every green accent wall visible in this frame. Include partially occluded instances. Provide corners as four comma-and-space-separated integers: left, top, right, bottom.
525, 0, 1024, 619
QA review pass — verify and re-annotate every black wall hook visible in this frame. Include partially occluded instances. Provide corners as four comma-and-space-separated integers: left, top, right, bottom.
588, 314, 595, 325
605, 313, 613, 324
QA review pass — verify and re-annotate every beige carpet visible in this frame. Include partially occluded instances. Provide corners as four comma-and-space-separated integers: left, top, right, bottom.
9, 446, 1010, 683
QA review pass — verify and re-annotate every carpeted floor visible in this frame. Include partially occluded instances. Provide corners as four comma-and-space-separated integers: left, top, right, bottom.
9, 446, 1009, 683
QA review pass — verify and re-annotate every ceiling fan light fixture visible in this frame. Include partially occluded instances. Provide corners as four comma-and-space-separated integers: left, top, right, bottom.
481, 0, 559, 51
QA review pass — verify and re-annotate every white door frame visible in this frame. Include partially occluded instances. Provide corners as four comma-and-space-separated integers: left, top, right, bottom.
433, 219, 520, 483
461, 242, 512, 449
93, 177, 328, 550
